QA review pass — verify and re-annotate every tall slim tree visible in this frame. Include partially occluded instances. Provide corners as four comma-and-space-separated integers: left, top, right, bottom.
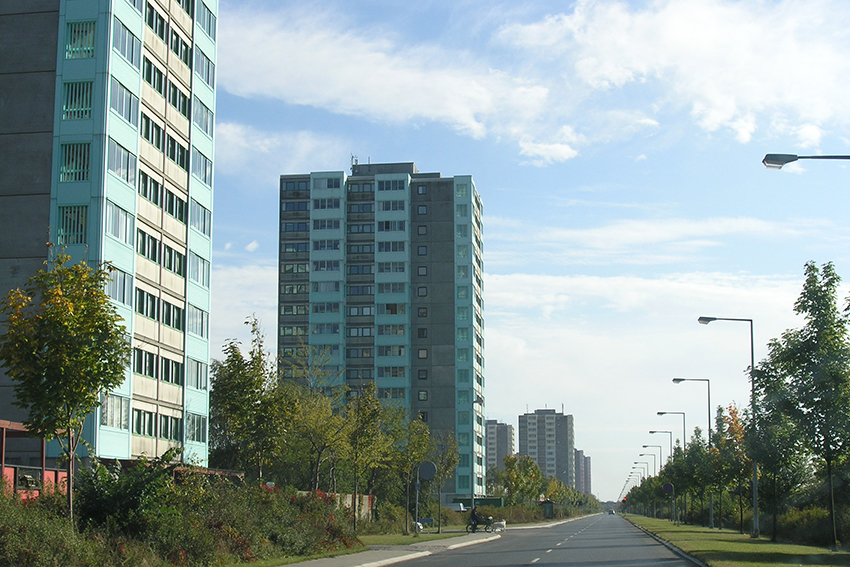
0, 250, 131, 518
766, 262, 850, 549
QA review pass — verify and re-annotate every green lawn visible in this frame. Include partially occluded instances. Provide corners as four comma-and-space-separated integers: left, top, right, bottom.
358, 531, 467, 546
626, 514, 850, 567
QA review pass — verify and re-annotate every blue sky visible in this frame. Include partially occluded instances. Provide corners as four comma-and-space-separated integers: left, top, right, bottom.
209, 0, 850, 501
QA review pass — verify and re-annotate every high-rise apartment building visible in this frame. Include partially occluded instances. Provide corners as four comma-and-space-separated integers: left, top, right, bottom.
574, 449, 592, 495
0, 0, 216, 466
485, 419, 514, 473
518, 409, 574, 488
278, 162, 485, 501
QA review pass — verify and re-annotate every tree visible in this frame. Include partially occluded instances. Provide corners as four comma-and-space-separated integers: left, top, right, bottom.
497, 454, 545, 506
429, 431, 459, 533
0, 250, 131, 518
764, 262, 850, 549
209, 318, 294, 478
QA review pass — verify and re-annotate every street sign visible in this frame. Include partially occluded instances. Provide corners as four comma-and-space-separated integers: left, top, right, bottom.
662, 482, 674, 495
418, 461, 437, 481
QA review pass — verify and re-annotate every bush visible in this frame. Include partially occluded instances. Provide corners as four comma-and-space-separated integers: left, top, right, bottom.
776, 507, 834, 546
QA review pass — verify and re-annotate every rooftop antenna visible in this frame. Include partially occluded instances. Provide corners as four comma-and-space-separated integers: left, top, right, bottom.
350, 154, 358, 174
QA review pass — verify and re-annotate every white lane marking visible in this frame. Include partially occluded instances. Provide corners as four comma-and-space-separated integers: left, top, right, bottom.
530, 558, 540, 564
546, 549, 553, 553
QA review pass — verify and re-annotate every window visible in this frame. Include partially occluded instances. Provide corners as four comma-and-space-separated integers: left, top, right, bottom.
164, 190, 187, 223
417, 328, 428, 338
186, 413, 207, 443
63, 82, 93, 120
348, 243, 374, 254
347, 202, 373, 213
197, 1, 217, 39
57, 206, 87, 245
378, 303, 405, 315
193, 96, 214, 137
417, 184, 427, 195
189, 252, 210, 288
456, 224, 468, 238
109, 78, 138, 125
417, 246, 427, 256
187, 359, 208, 390
60, 143, 90, 182
168, 82, 190, 118
106, 268, 133, 305
159, 415, 181, 441
66, 21, 96, 59
377, 367, 405, 378
348, 223, 374, 233
458, 411, 470, 425
283, 222, 311, 233
141, 113, 164, 150
312, 281, 340, 293
457, 306, 469, 320
419, 411, 428, 422
457, 245, 469, 258
162, 245, 186, 276
380, 200, 405, 211
166, 135, 188, 170
282, 242, 310, 253
417, 225, 427, 235
174, 0, 193, 16
418, 349, 428, 359
280, 325, 308, 336
377, 324, 405, 336
458, 369, 470, 382
283, 201, 309, 212
456, 184, 468, 197
136, 230, 159, 262
377, 345, 404, 357
377, 220, 405, 232
457, 328, 469, 341
347, 348, 373, 359
312, 260, 339, 272
415, 390, 427, 401
457, 286, 469, 299
190, 200, 212, 236
458, 348, 469, 362
377, 282, 405, 293
107, 138, 137, 185
194, 48, 215, 87
417, 307, 427, 318
417, 286, 427, 297
378, 262, 405, 273
458, 390, 470, 404
457, 265, 469, 278
457, 204, 468, 217
161, 358, 183, 385
348, 264, 372, 274
170, 29, 191, 67
135, 288, 159, 320
113, 18, 141, 68
417, 205, 427, 215
417, 266, 427, 276
313, 219, 340, 230
313, 323, 340, 335
143, 57, 165, 96
418, 369, 428, 380
316, 198, 341, 209
347, 285, 373, 295
133, 347, 158, 378
312, 302, 339, 314
377, 180, 404, 191
144, 2, 167, 42
105, 201, 134, 246
312, 239, 340, 251
347, 182, 373, 192
100, 394, 129, 429
281, 304, 309, 315
187, 305, 209, 337
378, 387, 405, 399
378, 241, 405, 253
192, 147, 213, 186
133, 409, 155, 436
346, 326, 372, 337
347, 305, 374, 316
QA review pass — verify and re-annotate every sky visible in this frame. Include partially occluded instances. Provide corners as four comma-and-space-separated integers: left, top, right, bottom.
208, 0, 850, 502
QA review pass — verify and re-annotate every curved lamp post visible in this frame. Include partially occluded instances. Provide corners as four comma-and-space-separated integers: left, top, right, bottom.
650, 430, 673, 458
762, 154, 850, 169
674, 377, 714, 528
643, 444, 663, 467
699, 315, 760, 538
658, 411, 687, 447
639, 453, 656, 476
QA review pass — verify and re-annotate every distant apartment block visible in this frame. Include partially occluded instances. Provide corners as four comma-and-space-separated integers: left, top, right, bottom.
574, 449, 592, 495
518, 409, 574, 488
0, 0, 216, 466
485, 419, 514, 472
278, 161, 485, 502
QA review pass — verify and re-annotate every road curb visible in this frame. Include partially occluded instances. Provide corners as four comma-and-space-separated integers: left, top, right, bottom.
624, 517, 710, 567
446, 534, 501, 549
354, 551, 432, 567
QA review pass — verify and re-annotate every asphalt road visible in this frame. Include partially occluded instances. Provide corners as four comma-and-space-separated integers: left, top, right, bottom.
406, 515, 696, 567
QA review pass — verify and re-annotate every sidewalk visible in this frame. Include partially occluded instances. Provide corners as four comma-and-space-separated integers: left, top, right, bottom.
294, 532, 501, 567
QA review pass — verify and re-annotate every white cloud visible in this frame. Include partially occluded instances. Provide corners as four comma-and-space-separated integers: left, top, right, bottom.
215, 122, 349, 187
245, 240, 259, 252
210, 263, 278, 360
499, 0, 850, 146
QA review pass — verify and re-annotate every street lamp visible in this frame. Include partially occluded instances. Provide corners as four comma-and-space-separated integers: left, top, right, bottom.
650, 430, 673, 457
762, 153, 850, 169
658, 411, 687, 448
639, 453, 656, 476
698, 315, 760, 538
643, 444, 663, 467
634, 461, 650, 478
673, 378, 712, 443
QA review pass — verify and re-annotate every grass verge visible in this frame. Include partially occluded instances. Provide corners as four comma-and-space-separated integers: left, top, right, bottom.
358, 532, 467, 546
626, 514, 850, 567
224, 544, 367, 567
